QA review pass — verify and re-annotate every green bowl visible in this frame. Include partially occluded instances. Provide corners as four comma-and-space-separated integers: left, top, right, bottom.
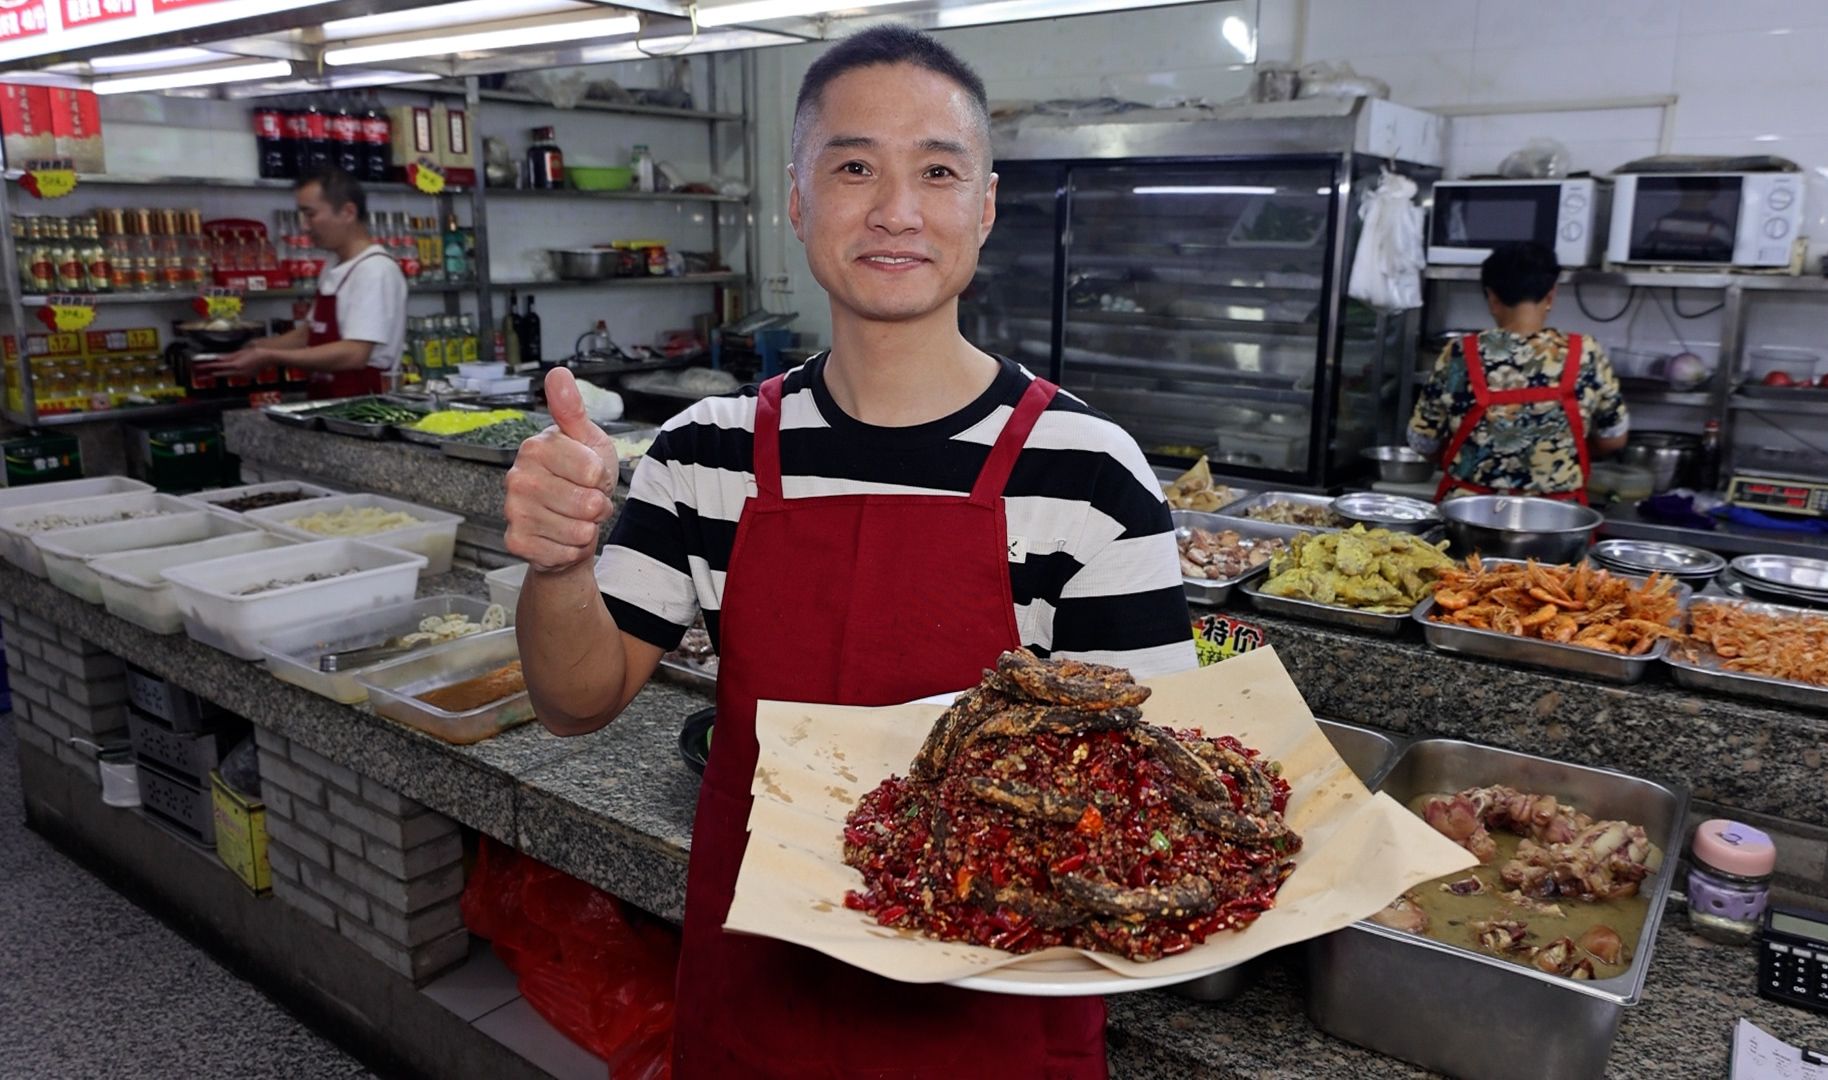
570, 166, 633, 192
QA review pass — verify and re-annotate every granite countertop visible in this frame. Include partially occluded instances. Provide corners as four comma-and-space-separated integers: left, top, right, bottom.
10, 558, 1828, 1077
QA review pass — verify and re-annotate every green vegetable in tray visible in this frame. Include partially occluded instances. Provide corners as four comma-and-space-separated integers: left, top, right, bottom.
323, 399, 422, 425
461, 416, 549, 448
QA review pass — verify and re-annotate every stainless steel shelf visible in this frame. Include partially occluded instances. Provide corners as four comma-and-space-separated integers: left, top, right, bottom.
1728, 393, 1828, 415
4, 170, 292, 191
476, 89, 743, 123
482, 187, 745, 204
494, 273, 746, 290
1424, 264, 1828, 293
15, 282, 476, 306
5, 396, 248, 428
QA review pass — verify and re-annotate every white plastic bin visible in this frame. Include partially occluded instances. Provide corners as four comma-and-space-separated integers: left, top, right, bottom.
260, 594, 502, 704
484, 562, 530, 620
0, 475, 150, 512
357, 627, 532, 744
0, 491, 196, 577
91, 531, 295, 634
180, 480, 343, 517
162, 539, 427, 660
36, 511, 259, 604
243, 493, 463, 575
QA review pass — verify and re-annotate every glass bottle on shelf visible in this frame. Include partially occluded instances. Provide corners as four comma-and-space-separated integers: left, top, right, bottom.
442, 214, 467, 282
80, 217, 110, 294
52, 218, 85, 293
459, 314, 479, 366
23, 216, 53, 295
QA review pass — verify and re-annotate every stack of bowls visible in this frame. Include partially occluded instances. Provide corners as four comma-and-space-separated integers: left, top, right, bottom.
1438, 495, 1602, 563
1589, 539, 1725, 589
1725, 554, 1828, 607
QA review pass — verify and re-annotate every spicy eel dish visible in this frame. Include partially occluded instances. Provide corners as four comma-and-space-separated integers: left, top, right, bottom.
841, 649, 1300, 961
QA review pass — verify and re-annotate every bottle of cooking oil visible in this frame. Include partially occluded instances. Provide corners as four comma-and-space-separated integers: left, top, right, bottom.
458, 314, 479, 366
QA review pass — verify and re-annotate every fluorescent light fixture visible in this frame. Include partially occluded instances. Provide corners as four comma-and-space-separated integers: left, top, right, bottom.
1753, 134, 1783, 143
930, 0, 1201, 29
88, 47, 229, 74
226, 71, 443, 98
325, 12, 642, 65
696, 0, 914, 27
1133, 185, 1277, 196
0, 0, 339, 66
93, 59, 293, 96
578, 27, 799, 61
324, 0, 588, 41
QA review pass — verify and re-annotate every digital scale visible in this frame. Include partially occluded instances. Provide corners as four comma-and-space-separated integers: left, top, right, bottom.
1726, 473, 1828, 518
1759, 902, 1828, 1014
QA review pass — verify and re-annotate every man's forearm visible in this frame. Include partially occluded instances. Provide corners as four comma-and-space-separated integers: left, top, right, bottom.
519, 559, 628, 735
258, 325, 310, 350
273, 339, 375, 372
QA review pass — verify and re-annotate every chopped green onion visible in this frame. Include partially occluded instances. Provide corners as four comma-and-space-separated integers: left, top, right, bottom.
1149, 829, 1171, 853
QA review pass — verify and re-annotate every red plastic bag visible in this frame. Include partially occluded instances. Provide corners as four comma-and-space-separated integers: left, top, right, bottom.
460, 837, 679, 1076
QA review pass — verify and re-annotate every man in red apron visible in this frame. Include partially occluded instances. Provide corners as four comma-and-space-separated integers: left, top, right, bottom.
199, 167, 406, 399
1407, 243, 1630, 503
505, 26, 1194, 1080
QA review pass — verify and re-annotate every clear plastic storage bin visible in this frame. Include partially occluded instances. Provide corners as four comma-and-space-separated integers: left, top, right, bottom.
180, 480, 344, 517
357, 627, 532, 744
261, 595, 502, 704
0, 491, 196, 577
243, 492, 463, 575
35, 511, 259, 604
161, 539, 427, 660
484, 562, 530, 619
0, 475, 150, 513
91, 532, 295, 635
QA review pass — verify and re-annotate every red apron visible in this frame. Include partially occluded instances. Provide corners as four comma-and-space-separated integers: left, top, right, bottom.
672, 373, 1108, 1080
305, 248, 389, 400
1434, 332, 1591, 505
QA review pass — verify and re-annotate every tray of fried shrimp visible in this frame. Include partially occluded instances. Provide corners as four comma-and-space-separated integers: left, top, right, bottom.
1412, 557, 1691, 684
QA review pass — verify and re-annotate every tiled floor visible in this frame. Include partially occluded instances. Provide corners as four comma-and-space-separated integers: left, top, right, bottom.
423, 940, 610, 1080
0, 714, 374, 1080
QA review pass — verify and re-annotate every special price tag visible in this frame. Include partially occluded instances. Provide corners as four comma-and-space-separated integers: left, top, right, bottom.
37, 295, 95, 332
406, 157, 445, 195
192, 289, 245, 320
20, 159, 77, 199
1192, 612, 1267, 666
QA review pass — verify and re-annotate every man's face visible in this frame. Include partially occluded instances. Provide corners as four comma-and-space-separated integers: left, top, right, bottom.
297, 182, 356, 250
789, 62, 997, 325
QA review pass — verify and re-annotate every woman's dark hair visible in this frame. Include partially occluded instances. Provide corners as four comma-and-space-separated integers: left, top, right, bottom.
296, 166, 367, 222
1480, 242, 1561, 306
792, 26, 990, 161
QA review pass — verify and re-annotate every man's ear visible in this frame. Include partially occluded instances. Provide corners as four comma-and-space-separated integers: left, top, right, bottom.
788, 162, 805, 243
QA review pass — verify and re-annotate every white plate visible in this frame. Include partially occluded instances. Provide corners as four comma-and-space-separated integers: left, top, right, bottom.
950, 954, 1234, 996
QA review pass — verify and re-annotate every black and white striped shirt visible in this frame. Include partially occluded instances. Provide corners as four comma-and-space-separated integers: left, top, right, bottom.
597, 354, 1196, 676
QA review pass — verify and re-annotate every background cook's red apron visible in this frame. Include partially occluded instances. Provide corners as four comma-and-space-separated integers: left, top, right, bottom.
672, 373, 1108, 1079
1434, 332, 1591, 505
305, 248, 389, 400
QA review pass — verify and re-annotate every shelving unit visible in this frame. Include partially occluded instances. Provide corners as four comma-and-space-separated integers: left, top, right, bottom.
0, 63, 757, 428
1415, 264, 1828, 481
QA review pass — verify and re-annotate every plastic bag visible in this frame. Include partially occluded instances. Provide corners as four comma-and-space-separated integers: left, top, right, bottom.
1499, 138, 1571, 179
1347, 170, 1425, 313
461, 838, 679, 1076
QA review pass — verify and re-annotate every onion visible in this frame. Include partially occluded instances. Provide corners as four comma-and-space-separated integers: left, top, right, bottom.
1665, 352, 1709, 390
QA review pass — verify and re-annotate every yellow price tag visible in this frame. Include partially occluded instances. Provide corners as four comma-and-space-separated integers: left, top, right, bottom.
409, 158, 446, 195
38, 299, 95, 332
1192, 613, 1267, 666
200, 293, 245, 320
22, 168, 78, 199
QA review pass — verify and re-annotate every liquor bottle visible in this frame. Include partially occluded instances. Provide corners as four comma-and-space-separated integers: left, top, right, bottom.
502, 290, 521, 369
520, 294, 541, 367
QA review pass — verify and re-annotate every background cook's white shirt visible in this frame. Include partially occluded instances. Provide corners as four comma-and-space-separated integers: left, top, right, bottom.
318, 244, 407, 373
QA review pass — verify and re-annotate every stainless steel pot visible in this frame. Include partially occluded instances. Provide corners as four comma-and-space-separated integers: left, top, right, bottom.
1361, 445, 1432, 484
1618, 431, 1699, 493
1439, 495, 1601, 562
551, 248, 621, 280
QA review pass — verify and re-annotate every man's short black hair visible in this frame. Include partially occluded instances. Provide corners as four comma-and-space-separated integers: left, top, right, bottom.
297, 166, 367, 222
792, 25, 990, 164
1480, 242, 1561, 306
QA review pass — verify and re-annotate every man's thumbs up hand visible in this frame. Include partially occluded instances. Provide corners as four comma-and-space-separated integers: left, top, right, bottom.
503, 368, 622, 573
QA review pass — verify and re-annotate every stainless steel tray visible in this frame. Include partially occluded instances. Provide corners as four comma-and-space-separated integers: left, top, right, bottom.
263, 401, 340, 430
1728, 553, 1828, 601
396, 426, 453, 447
1174, 510, 1313, 606
1306, 738, 1687, 1080
1239, 574, 1419, 636
1216, 490, 1344, 530
320, 415, 391, 439
437, 413, 555, 466
1664, 597, 1828, 712
655, 654, 717, 694
1414, 559, 1691, 685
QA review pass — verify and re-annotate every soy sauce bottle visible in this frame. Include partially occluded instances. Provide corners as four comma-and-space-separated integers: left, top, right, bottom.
520, 294, 542, 367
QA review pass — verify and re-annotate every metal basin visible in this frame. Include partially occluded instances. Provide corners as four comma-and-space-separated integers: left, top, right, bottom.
1362, 445, 1433, 484
1332, 491, 1441, 535
1590, 539, 1724, 588
1172, 719, 1403, 1002
1305, 739, 1687, 1080
551, 248, 621, 280
1439, 495, 1601, 563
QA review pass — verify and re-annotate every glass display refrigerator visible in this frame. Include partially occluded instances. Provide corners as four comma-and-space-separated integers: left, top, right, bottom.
961, 97, 1442, 489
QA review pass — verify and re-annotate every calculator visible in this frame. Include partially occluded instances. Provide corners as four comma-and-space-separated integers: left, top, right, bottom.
1761, 903, 1828, 1013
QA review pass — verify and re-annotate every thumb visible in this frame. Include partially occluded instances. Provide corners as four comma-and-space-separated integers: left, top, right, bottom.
544, 368, 611, 452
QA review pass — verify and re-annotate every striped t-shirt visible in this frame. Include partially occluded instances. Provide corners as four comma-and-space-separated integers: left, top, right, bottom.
596, 353, 1196, 677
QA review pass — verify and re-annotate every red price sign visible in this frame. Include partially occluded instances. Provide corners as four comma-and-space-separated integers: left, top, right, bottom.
151, 0, 226, 9
0, 0, 49, 42
61, 0, 133, 27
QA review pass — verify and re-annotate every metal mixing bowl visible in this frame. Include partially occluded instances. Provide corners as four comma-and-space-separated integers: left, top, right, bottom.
1361, 445, 1433, 484
1332, 491, 1441, 534
1438, 495, 1601, 562
551, 248, 622, 280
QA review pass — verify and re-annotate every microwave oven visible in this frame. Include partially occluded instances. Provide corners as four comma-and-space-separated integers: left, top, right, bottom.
1427, 178, 1607, 267
1607, 172, 1804, 269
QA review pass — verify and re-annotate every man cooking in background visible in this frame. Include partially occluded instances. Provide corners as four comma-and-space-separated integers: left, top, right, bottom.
1409, 242, 1630, 503
201, 167, 406, 398
504, 25, 1192, 1079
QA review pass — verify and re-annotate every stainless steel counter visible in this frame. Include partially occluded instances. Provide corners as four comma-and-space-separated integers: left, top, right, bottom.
1600, 503, 1828, 561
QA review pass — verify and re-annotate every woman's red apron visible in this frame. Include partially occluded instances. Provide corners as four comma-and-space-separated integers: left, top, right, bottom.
1434, 332, 1591, 505
672, 373, 1108, 1080
304, 248, 389, 400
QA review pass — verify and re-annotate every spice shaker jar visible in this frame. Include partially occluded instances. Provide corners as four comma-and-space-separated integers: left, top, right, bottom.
1688, 819, 1776, 945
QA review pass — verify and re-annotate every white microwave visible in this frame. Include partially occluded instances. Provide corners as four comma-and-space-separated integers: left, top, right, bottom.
1607, 172, 1804, 269
1427, 178, 1607, 267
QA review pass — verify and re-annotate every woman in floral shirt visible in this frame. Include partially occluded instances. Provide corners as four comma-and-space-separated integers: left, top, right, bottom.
1408, 243, 1629, 501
